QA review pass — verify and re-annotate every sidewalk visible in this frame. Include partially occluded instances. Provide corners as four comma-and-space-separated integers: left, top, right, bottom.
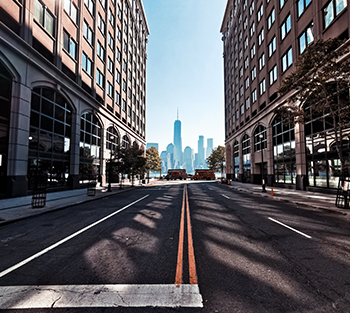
222, 180, 348, 216
0, 181, 151, 226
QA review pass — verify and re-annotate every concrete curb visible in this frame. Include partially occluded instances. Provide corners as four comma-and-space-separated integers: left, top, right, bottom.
218, 183, 348, 216
0, 187, 135, 227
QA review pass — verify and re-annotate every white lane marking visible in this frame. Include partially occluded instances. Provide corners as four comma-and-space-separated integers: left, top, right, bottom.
222, 194, 230, 199
268, 217, 312, 239
0, 284, 203, 308
0, 195, 150, 279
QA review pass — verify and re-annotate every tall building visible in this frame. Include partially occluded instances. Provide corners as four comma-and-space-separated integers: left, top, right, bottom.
166, 143, 175, 170
0, 0, 149, 197
206, 138, 214, 158
197, 135, 206, 168
221, 0, 350, 191
173, 117, 183, 168
183, 146, 194, 174
146, 143, 159, 151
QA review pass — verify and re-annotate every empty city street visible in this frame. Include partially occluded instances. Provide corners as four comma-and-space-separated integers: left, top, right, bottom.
1, 181, 350, 312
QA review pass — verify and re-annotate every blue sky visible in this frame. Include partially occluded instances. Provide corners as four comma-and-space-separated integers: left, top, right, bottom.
143, 0, 228, 154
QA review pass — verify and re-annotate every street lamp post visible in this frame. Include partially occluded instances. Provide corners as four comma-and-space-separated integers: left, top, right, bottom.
107, 135, 114, 192
259, 133, 266, 193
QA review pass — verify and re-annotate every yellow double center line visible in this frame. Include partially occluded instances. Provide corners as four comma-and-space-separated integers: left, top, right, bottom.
175, 185, 198, 285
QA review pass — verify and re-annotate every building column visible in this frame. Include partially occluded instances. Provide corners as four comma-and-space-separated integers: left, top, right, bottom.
267, 124, 274, 186
295, 122, 307, 190
6, 82, 31, 197
69, 108, 80, 189
239, 139, 244, 182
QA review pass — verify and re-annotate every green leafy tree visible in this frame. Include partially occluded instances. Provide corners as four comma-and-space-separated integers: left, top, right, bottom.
206, 146, 226, 177
145, 147, 162, 180
276, 38, 350, 177
123, 142, 146, 186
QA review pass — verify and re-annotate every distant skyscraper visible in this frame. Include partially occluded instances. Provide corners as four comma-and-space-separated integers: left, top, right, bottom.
184, 146, 194, 174
166, 143, 175, 169
198, 136, 205, 168
173, 113, 183, 168
146, 143, 159, 151
206, 138, 214, 158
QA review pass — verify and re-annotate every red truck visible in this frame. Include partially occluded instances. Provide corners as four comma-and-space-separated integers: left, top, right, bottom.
192, 169, 216, 180
165, 169, 188, 180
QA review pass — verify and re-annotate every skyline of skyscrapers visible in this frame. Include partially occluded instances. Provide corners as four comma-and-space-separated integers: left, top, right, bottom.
148, 114, 215, 174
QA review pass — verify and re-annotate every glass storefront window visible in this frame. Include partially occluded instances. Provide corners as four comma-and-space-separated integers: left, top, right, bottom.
234, 140, 239, 179
28, 87, 72, 189
242, 134, 251, 181
273, 115, 296, 184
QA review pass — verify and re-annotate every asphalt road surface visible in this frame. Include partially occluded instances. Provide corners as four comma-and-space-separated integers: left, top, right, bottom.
1, 181, 350, 312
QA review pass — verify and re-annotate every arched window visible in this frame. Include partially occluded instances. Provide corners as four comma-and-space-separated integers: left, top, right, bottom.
28, 87, 73, 189
106, 126, 119, 151
233, 140, 239, 179
79, 112, 101, 182
254, 125, 267, 152
272, 114, 296, 184
242, 134, 251, 181
122, 135, 130, 149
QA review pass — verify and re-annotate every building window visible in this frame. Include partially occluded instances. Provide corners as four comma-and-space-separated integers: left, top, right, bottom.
280, 0, 286, 9
80, 112, 101, 183
107, 81, 113, 98
250, 22, 255, 37
281, 14, 291, 40
64, 0, 77, 24
83, 20, 93, 45
29, 87, 73, 189
239, 67, 243, 77
108, 57, 114, 73
115, 91, 120, 105
234, 140, 239, 179
258, 28, 264, 46
257, 4, 263, 22
259, 53, 265, 70
299, 23, 314, 54
63, 30, 76, 60
252, 89, 257, 103
282, 47, 293, 72
97, 41, 105, 61
245, 77, 249, 89
241, 104, 244, 115
99, 0, 106, 9
273, 114, 296, 184
245, 97, 250, 109
267, 8, 275, 29
33, 0, 54, 36
84, 0, 94, 15
298, 0, 312, 17
269, 65, 277, 85
268, 36, 277, 57
98, 13, 105, 35
108, 32, 114, 49
82, 52, 92, 75
122, 99, 126, 111
250, 1, 254, 16
324, 0, 347, 29
251, 66, 256, 81
240, 85, 244, 96
242, 134, 251, 181
122, 79, 126, 92
96, 69, 104, 88
251, 44, 256, 59
245, 57, 249, 69
244, 37, 248, 50
259, 79, 266, 95
106, 126, 119, 151
109, 8, 115, 27
254, 125, 267, 152
116, 70, 121, 83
